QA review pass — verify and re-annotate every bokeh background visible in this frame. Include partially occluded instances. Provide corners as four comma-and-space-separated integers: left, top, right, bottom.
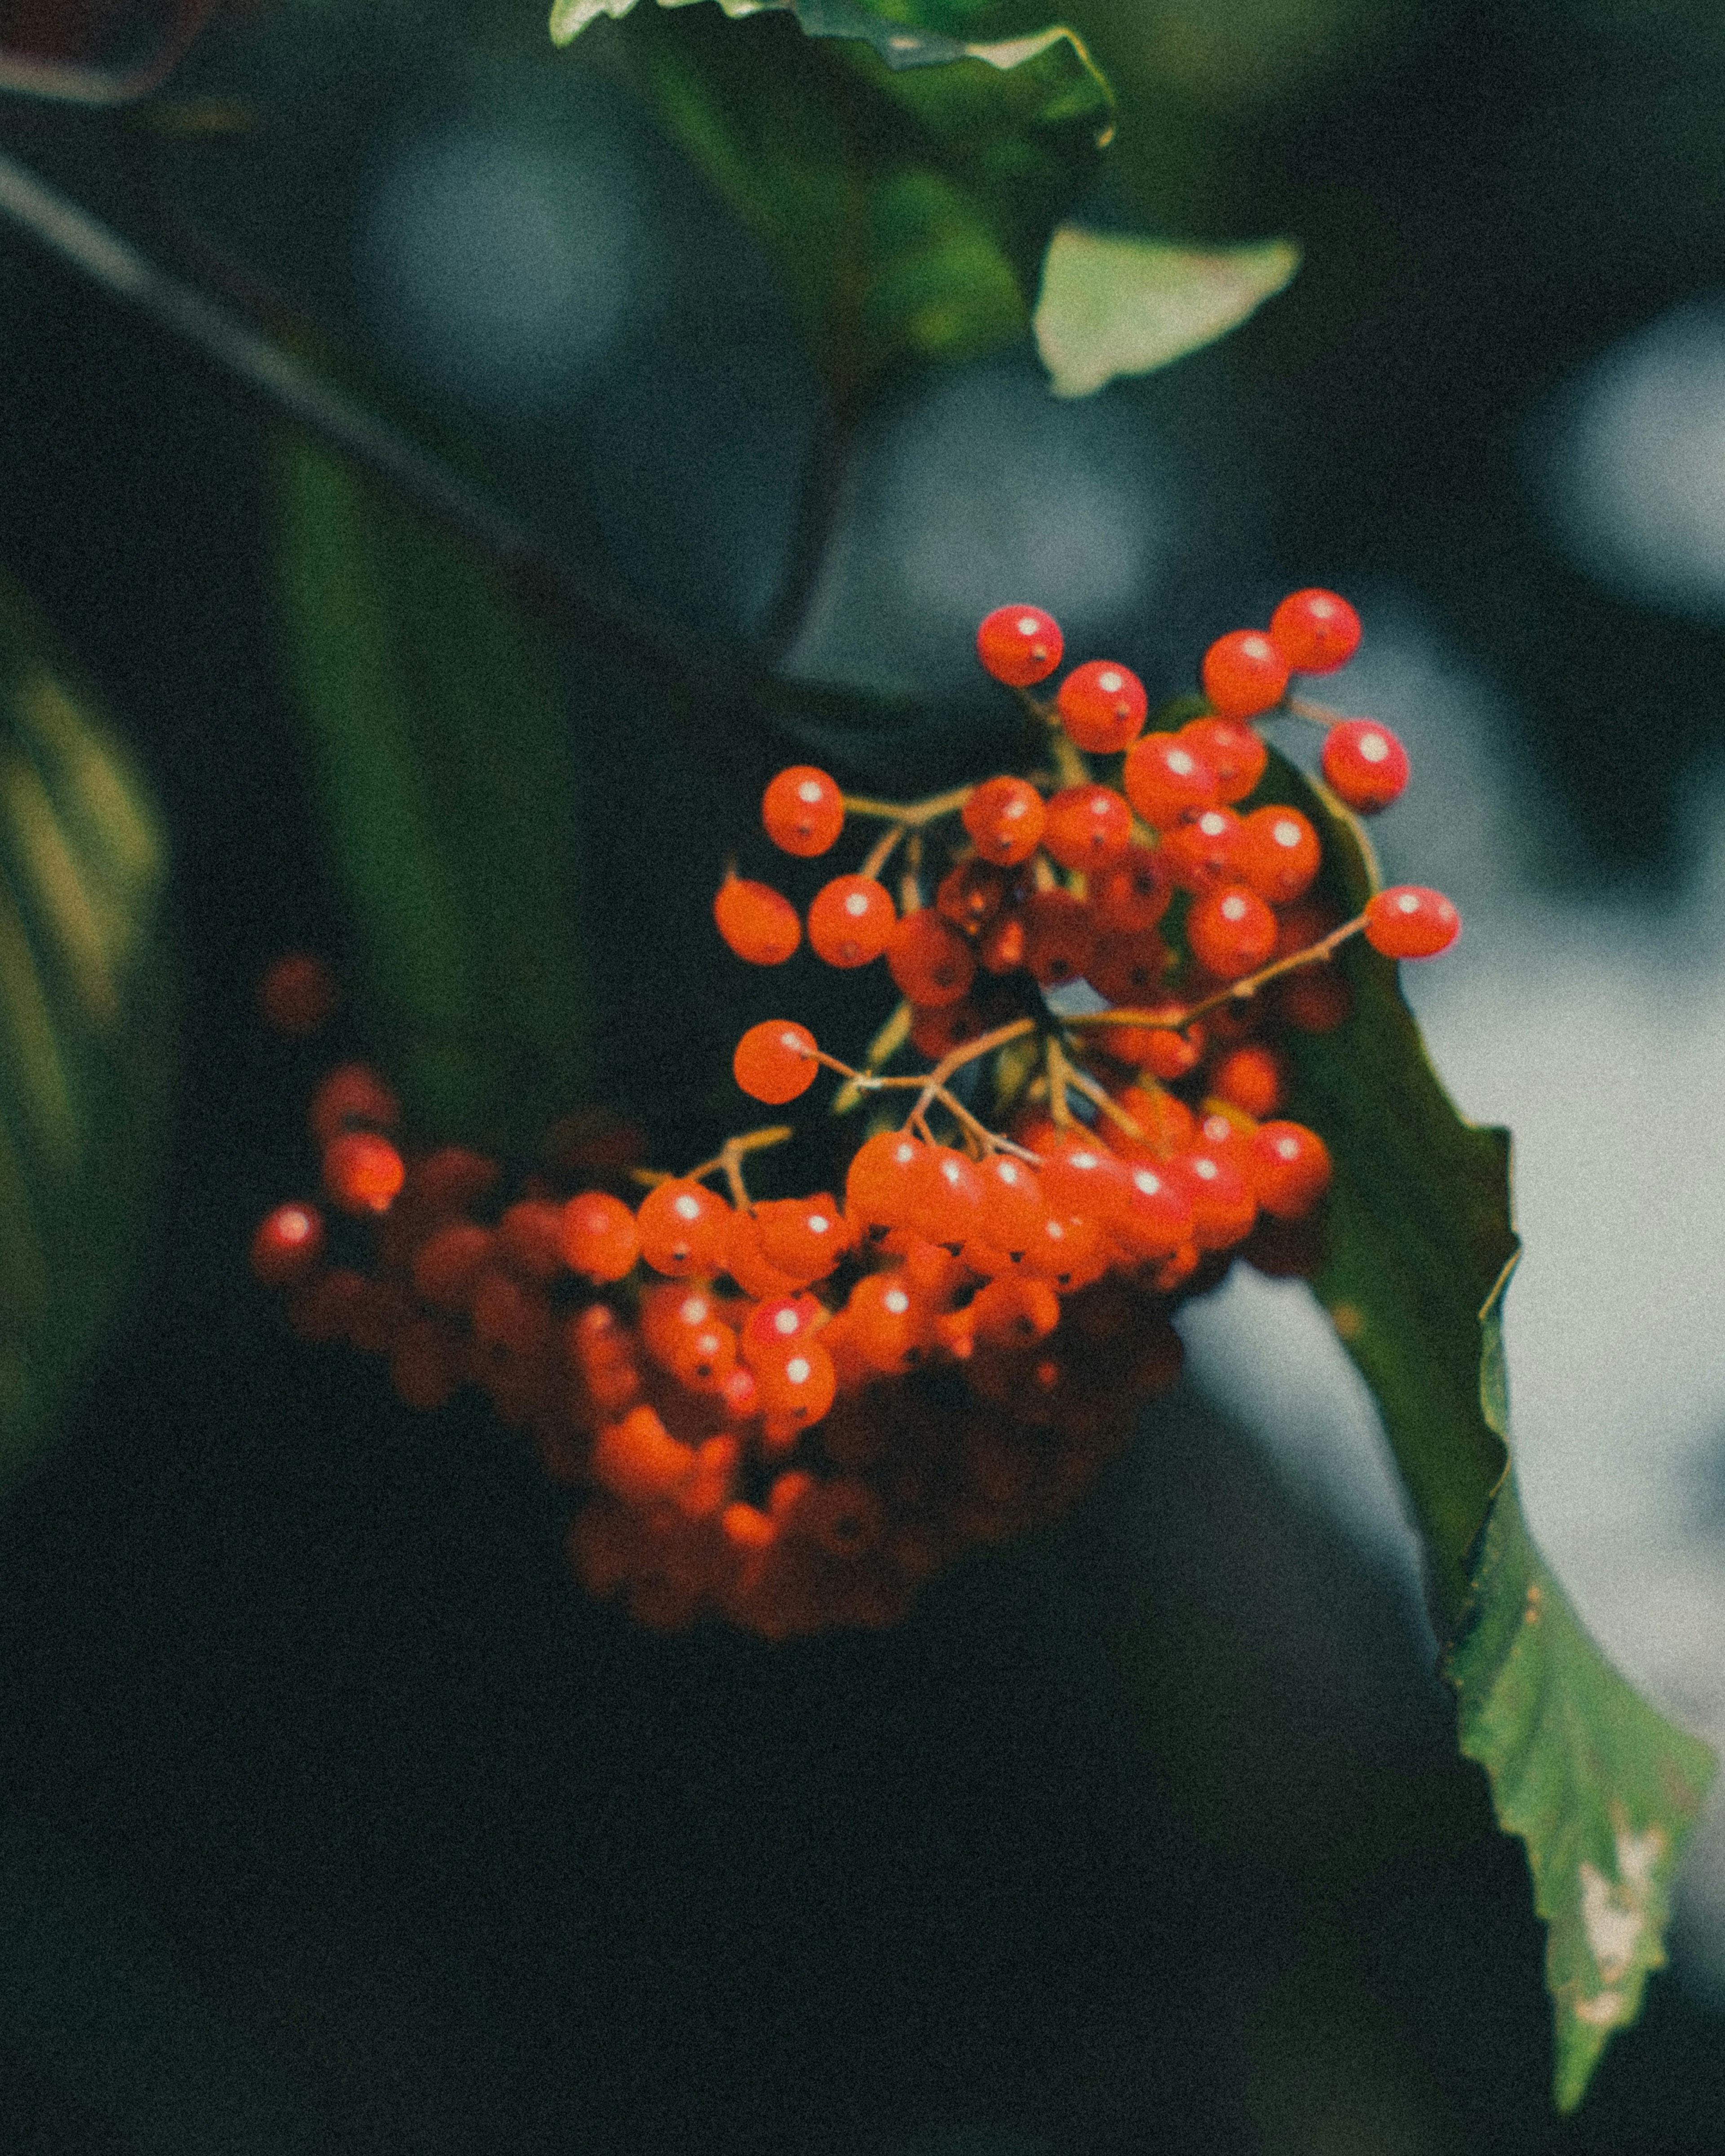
3, 0, 1725, 2148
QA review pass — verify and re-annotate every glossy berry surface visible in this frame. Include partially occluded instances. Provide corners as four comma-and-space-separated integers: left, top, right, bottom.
1186, 885, 1278, 979
1250, 1121, 1333, 1217
1235, 806, 1321, 904
1041, 784, 1133, 871
1322, 719, 1410, 813
807, 875, 896, 967
1122, 732, 1219, 829
1364, 885, 1460, 959
636, 1179, 732, 1276
714, 875, 801, 964
962, 776, 1045, 866
1056, 661, 1148, 754
1269, 588, 1362, 675
762, 765, 844, 856
733, 1019, 820, 1102
1177, 718, 1266, 804
1201, 630, 1290, 720
561, 1191, 640, 1281
976, 604, 1063, 686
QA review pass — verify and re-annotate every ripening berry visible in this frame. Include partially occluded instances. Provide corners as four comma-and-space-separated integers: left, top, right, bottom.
846, 1130, 929, 1231
1322, 719, 1409, 813
1041, 784, 1133, 871
251, 1201, 324, 1286
1021, 889, 1094, 988
1269, 588, 1362, 675
1178, 718, 1267, 804
1057, 661, 1148, 753
962, 776, 1046, 866
714, 875, 801, 965
762, 765, 844, 856
733, 1019, 819, 1103
258, 952, 338, 1036
753, 1193, 852, 1282
1250, 1122, 1333, 1218
310, 1064, 399, 1148
323, 1130, 406, 1215
753, 1341, 838, 1426
887, 910, 976, 1007
1364, 885, 1460, 959
1211, 1043, 1287, 1120
1201, 630, 1290, 720
1235, 806, 1321, 905
637, 1178, 732, 1276
1186, 885, 1278, 979
561, 1190, 640, 1281
1123, 732, 1220, 829
807, 874, 896, 967
1090, 850, 1171, 935
1158, 807, 1242, 894
977, 604, 1064, 686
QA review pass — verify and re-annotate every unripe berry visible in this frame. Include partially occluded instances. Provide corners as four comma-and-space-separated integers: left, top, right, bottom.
807, 874, 896, 967
1269, 588, 1361, 675
1364, 885, 1460, 959
733, 1019, 819, 1103
887, 910, 976, 1007
714, 875, 801, 964
1201, 630, 1289, 720
1122, 732, 1219, 829
561, 1191, 640, 1281
1186, 885, 1277, 979
1234, 806, 1321, 904
762, 765, 844, 856
1322, 719, 1409, 813
977, 604, 1064, 686
1057, 661, 1148, 753
962, 776, 1045, 866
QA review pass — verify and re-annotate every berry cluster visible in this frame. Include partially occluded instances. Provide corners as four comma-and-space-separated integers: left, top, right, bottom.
253, 592, 1460, 1638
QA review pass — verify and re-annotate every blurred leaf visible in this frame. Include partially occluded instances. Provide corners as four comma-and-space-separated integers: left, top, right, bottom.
1034, 229, 1299, 396
0, 575, 175, 1483
1269, 750, 1715, 2108
556, 0, 1117, 406
274, 437, 590, 1154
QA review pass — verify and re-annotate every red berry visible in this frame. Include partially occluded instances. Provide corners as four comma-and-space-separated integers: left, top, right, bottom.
411, 1222, 495, 1308
1083, 930, 1169, 1007
1250, 1121, 1332, 1218
752, 1339, 837, 1426
258, 952, 337, 1036
323, 1131, 406, 1215
733, 1019, 820, 1103
1211, 1043, 1287, 1120
637, 1179, 732, 1277
845, 1131, 929, 1231
1020, 889, 1094, 988
762, 766, 844, 856
1041, 784, 1133, 872
887, 910, 976, 1007
1116, 1162, 1196, 1257
1322, 719, 1409, 813
1269, 588, 1361, 675
714, 875, 801, 964
1234, 805, 1321, 904
1036, 1134, 1132, 1224
752, 1193, 852, 1283
973, 1154, 1048, 1255
1157, 807, 1241, 894
910, 1001, 984, 1060
936, 859, 1009, 932
561, 1191, 640, 1281
962, 776, 1045, 867
807, 875, 896, 967
1170, 1149, 1257, 1250
1364, 886, 1460, 959
1177, 718, 1266, 804
251, 1201, 324, 1286
1090, 849, 1171, 934
1122, 732, 1219, 830
971, 1276, 1061, 1347
1201, 630, 1289, 720
1109, 1021, 1204, 1079
723, 1210, 803, 1299
911, 1144, 987, 1247
1057, 661, 1148, 754
845, 1272, 927, 1374
310, 1063, 399, 1148
1186, 885, 1278, 980
740, 1290, 824, 1369
977, 604, 1064, 687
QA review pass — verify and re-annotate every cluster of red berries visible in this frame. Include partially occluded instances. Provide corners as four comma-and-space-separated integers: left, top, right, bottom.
252, 591, 1460, 1638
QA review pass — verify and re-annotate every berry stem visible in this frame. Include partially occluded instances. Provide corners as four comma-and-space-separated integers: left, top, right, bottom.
859, 824, 905, 881
685, 1125, 796, 1206
832, 1001, 915, 1113
1017, 687, 1092, 789
1044, 1036, 1076, 1130
1068, 916, 1368, 1032
1061, 1059, 1146, 1141
841, 784, 975, 829
1286, 695, 1354, 728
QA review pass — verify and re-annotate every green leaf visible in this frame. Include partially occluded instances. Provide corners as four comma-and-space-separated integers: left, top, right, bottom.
1034, 229, 1300, 398
0, 576, 175, 1482
274, 437, 590, 1154
554, 0, 1116, 406
1267, 751, 1716, 2108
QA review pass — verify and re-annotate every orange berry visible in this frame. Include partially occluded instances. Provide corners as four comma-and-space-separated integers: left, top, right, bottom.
722, 1501, 777, 1551
752, 1193, 852, 1283
807, 875, 896, 967
911, 1144, 986, 1247
641, 1282, 722, 1366
1158, 806, 1243, 894
845, 1271, 927, 1374
962, 776, 1045, 867
1186, 885, 1278, 980
1090, 848, 1171, 935
845, 1130, 930, 1232
741, 1291, 824, 1370
1018, 1212, 1109, 1291
310, 1063, 399, 1148
258, 951, 337, 1035
1041, 783, 1134, 872
593, 1405, 696, 1506
887, 911, 975, 1007
637, 1178, 731, 1277
250, 1201, 323, 1287
722, 1208, 805, 1299
762, 765, 844, 856
498, 1199, 566, 1281
977, 906, 1027, 975
323, 1130, 405, 1215
1056, 660, 1147, 753
714, 875, 801, 965
1177, 717, 1266, 804
753, 1339, 837, 1426
977, 604, 1063, 686
1036, 1133, 1132, 1223
733, 1019, 818, 1104
1123, 732, 1219, 830
1171, 1148, 1257, 1250
1201, 629, 1289, 720
560, 1191, 640, 1282
1250, 1121, 1333, 1217
1211, 1043, 1287, 1120
970, 1275, 1061, 1346
1115, 1162, 1195, 1258
1269, 588, 1361, 675
1235, 806, 1321, 905
973, 1153, 1048, 1255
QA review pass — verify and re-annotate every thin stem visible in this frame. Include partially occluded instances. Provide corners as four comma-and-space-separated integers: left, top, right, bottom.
842, 784, 974, 828
1044, 1037, 1075, 1130
1017, 686, 1090, 789
832, 1000, 914, 1113
859, 823, 904, 881
1067, 916, 1367, 1031
1062, 1060, 1143, 1140
1286, 696, 1349, 728
685, 1125, 795, 1206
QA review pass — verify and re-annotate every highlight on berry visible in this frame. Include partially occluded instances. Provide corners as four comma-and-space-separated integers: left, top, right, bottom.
253, 592, 1458, 1639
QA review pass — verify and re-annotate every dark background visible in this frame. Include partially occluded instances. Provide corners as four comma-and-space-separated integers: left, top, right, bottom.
1, 0, 1723, 2148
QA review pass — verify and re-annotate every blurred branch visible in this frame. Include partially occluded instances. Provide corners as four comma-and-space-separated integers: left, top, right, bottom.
0, 144, 719, 689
